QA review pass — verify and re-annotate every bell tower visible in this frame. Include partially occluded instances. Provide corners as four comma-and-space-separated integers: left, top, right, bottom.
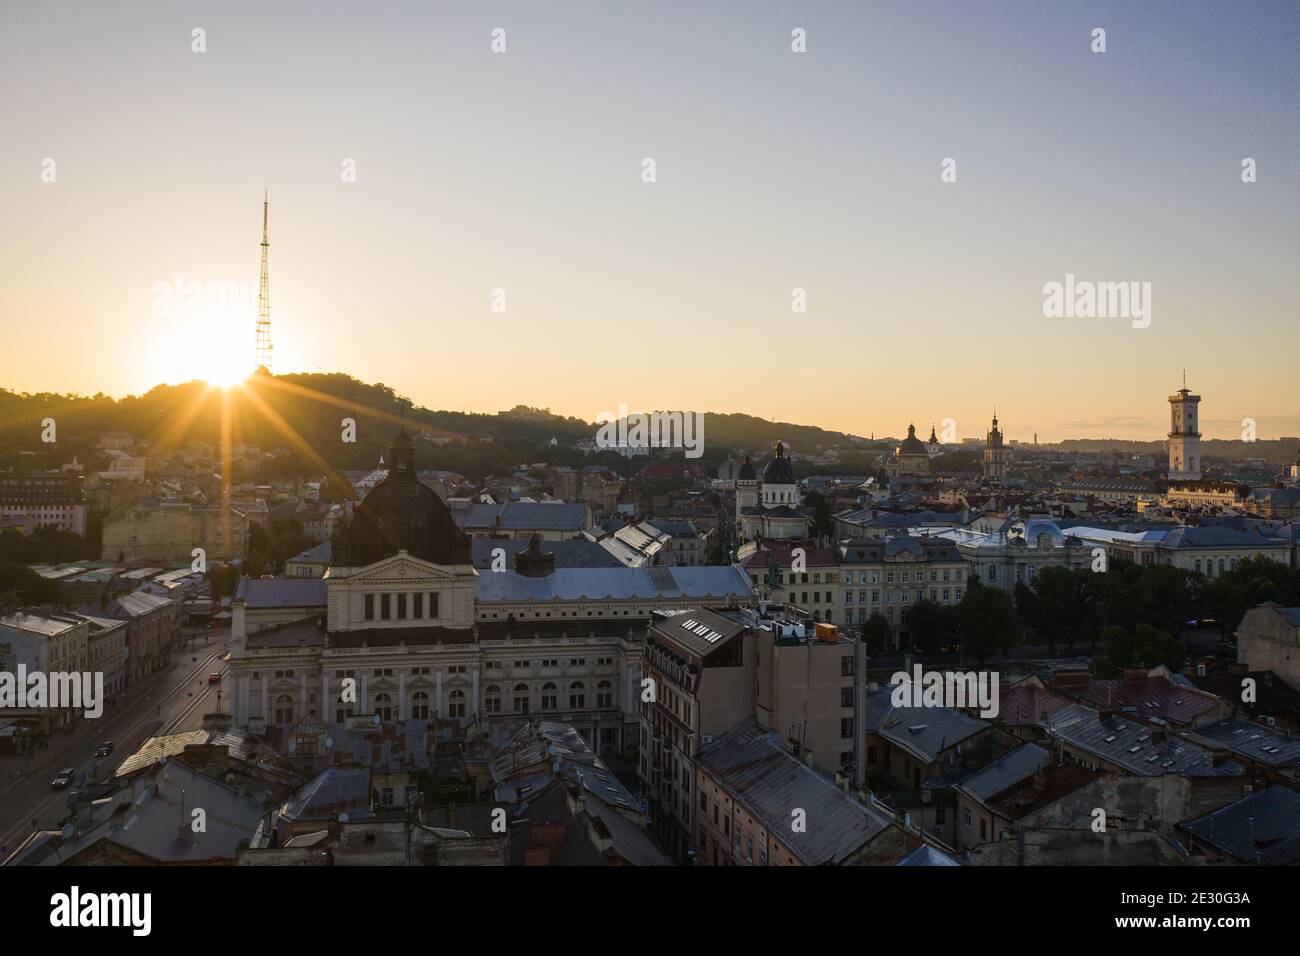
1167, 376, 1202, 481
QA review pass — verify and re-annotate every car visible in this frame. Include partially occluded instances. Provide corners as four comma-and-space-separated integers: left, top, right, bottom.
51, 768, 75, 789
208, 673, 222, 683
94, 741, 114, 757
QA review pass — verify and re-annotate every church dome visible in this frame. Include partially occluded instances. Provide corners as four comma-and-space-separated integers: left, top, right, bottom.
737, 455, 757, 482
762, 442, 796, 485
334, 430, 472, 567
1009, 518, 1064, 549
896, 424, 928, 457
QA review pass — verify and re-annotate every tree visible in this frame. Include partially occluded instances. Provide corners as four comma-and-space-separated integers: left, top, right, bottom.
955, 583, 1016, 664
1099, 623, 1184, 675
0, 562, 59, 607
905, 599, 952, 656
862, 612, 891, 653
801, 490, 834, 541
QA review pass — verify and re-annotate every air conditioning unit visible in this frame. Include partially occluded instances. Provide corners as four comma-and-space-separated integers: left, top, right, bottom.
701, 735, 713, 745
1266, 716, 1277, 727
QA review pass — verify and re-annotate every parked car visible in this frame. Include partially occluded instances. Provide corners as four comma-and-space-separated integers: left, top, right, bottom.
51, 768, 75, 789
94, 741, 113, 758
208, 672, 222, 683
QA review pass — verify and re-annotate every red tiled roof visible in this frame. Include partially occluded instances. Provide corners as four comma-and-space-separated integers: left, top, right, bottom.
998, 683, 1073, 727
1077, 676, 1222, 726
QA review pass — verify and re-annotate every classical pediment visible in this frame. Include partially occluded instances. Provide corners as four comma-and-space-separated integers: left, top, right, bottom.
346, 552, 468, 584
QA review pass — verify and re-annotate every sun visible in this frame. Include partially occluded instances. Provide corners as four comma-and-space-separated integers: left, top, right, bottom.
173, 315, 253, 388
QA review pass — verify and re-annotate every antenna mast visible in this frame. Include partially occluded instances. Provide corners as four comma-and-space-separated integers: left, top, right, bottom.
255, 192, 273, 372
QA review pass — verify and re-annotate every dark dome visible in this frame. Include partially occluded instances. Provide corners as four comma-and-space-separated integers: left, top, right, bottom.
762, 441, 796, 484
737, 455, 757, 481
334, 431, 471, 567
896, 424, 928, 457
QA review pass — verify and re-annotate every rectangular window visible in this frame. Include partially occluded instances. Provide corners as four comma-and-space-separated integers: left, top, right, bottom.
413, 593, 424, 618
427, 592, 439, 618
364, 594, 374, 620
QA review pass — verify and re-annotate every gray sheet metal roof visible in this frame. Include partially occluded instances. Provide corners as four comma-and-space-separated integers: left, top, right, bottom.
470, 537, 620, 570
1190, 718, 1300, 769
1044, 703, 1245, 777
235, 577, 328, 608
956, 743, 1050, 803
475, 564, 754, 603
1178, 786, 1300, 864
697, 719, 894, 865
865, 686, 989, 764
896, 843, 961, 866
281, 767, 373, 821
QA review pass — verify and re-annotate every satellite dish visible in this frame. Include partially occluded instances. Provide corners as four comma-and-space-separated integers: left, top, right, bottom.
324, 737, 334, 749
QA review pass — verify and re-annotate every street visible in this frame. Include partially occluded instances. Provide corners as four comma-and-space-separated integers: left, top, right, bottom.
0, 627, 233, 863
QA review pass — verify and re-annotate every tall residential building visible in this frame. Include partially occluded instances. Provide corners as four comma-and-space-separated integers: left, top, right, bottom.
1168, 382, 1202, 480
638, 604, 862, 863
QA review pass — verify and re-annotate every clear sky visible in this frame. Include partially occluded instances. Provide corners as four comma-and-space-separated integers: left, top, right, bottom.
1, 1, 1296, 443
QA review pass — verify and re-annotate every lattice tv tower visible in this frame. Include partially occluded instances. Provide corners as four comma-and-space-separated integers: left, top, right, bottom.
254, 191, 273, 373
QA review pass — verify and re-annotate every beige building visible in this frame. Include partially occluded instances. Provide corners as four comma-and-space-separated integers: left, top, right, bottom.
102, 501, 249, 562
106, 590, 180, 685
1236, 603, 1300, 694
753, 617, 862, 781
639, 604, 865, 862
0, 609, 90, 734
695, 720, 905, 866
639, 607, 756, 862
839, 536, 967, 643
227, 433, 755, 770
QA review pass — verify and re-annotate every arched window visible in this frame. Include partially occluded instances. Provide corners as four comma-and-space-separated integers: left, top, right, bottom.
485, 684, 502, 714
569, 681, 585, 710
411, 690, 430, 720
597, 681, 613, 709
274, 695, 294, 724
541, 683, 557, 711
374, 692, 393, 721
513, 683, 530, 713
448, 689, 466, 719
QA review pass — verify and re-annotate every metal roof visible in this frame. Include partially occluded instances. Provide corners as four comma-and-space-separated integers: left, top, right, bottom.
1044, 703, 1245, 777
475, 565, 754, 603
957, 743, 1051, 803
697, 720, 894, 865
235, 577, 328, 608
865, 686, 989, 764
1178, 786, 1300, 864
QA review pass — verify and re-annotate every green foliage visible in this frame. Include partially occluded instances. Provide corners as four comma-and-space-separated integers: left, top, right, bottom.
0, 561, 59, 607
905, 599, 954, 655
0, 527, 97, 563
0, 377, 856, 486
861, 612, 891, 653
1098, 623, 1185, 675
954, 583, 1017, 663
802, 490, 834, 539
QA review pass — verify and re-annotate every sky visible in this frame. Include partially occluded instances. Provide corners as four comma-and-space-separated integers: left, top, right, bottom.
1, 1, 1297, 444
